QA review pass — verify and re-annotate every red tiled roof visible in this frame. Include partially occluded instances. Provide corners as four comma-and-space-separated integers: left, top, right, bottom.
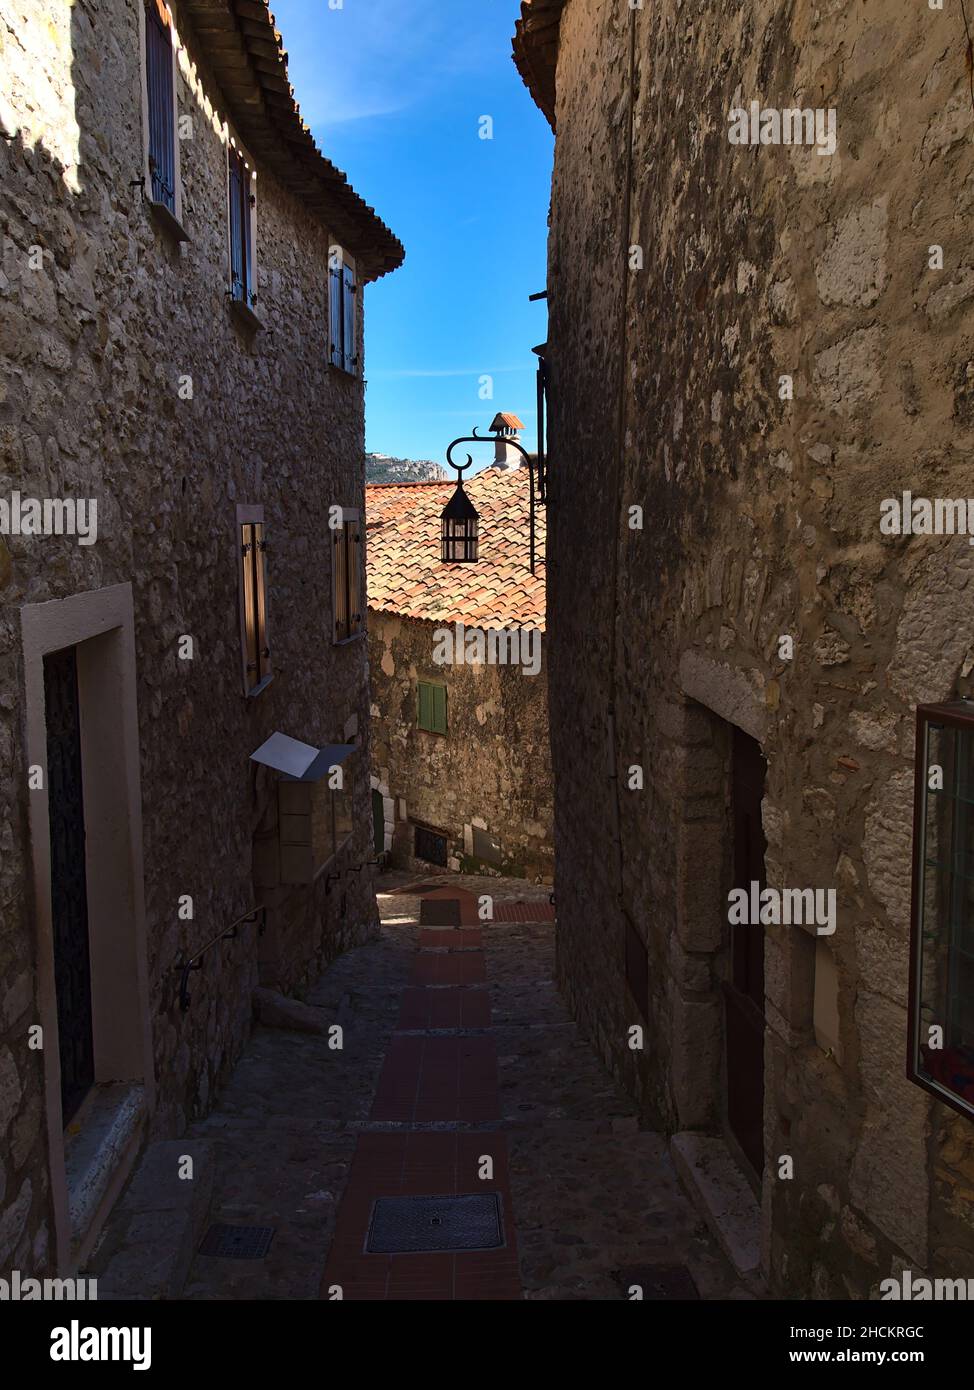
490, 411, 525, 431
365, 469, 546, 630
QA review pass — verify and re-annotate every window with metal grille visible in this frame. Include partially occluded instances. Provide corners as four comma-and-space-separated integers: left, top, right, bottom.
909, 702, 974, 1121
145, 0, 176, 212
417, 680, 447, 735
239, 517, 271, 693
328, 248, 358, 374
333, 510, 363, 642
414, 824, 448, 867
228, 145, 254, 306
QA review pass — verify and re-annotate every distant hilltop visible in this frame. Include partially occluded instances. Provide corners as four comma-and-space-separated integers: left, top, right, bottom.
366, 453, 447, 484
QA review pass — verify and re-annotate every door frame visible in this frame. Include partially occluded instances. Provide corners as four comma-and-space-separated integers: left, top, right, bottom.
22, 583, 154, 1270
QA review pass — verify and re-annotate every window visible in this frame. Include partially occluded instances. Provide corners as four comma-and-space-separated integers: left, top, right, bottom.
144, 0, 176, 213
237, 506, 271, 694
414, 824, 448, 867
328, 247, 358, 375
228, 144, 256, 310
910, 700, 974, 1119
417, 680, 447, 735
333, 509, 363, 642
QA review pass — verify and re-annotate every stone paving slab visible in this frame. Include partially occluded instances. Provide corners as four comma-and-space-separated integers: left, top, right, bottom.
93, 871, 746, 1300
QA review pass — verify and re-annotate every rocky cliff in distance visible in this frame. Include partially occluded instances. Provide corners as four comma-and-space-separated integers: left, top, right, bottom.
366, 453, 447, 484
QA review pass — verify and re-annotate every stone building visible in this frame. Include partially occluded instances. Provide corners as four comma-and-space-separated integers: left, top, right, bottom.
514, 0, 974, 1294
366, 432, 552, 882
0, 0, 401, 1273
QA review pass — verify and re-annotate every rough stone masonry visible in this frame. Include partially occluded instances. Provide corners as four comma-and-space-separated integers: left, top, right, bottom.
514, 0, 974, 1296
0, 0, 400, 1272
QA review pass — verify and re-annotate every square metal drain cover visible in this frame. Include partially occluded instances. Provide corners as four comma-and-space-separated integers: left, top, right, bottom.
198, 1224, 275, 1260
366, 1194, 503, 1253
420, 898, 462, 927
616, 1264, 699, 1300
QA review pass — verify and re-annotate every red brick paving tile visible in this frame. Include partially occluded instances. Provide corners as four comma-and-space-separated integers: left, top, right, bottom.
397, 987, 490, 1029
322, 1147, 523, 1298
417, 928, 484, 949
493, 901, 555, 923
410, 952, 487, 986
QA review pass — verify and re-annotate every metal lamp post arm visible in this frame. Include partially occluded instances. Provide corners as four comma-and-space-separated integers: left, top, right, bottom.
445, 428, 543, 574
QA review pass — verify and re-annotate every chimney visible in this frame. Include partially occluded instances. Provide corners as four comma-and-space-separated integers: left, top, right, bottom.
488, 412, 526, 469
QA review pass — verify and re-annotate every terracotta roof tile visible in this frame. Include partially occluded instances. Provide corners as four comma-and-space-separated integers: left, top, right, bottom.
365, 469, 546, 630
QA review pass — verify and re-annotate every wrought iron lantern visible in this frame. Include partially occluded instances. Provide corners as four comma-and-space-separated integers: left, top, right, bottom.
443, 416, 545, 572
441, 451, 479, 564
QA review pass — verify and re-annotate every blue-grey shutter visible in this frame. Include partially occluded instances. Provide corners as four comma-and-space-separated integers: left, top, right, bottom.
145, 0, 176, 211
228, 149, 244, 300
342, 263, 356, 374
329, 262, 343, 368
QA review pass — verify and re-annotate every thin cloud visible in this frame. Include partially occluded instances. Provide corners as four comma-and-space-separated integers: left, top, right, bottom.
371, 366, 529, 380
275, 0, 482, 129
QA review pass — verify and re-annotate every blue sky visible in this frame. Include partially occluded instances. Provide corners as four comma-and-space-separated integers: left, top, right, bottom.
271, 0, 553, 469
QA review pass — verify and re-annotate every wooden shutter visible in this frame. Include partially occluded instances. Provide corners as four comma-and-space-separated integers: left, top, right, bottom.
145, 0, 175, 211
417, 682, 433, 731
342, 263, 357, 374
241, 524, 259, 686
347, 516, 362, 634
333, 526, 349, 641
328, 262, 343, 368
253, 521, 270, 680
432, 684, 447, 735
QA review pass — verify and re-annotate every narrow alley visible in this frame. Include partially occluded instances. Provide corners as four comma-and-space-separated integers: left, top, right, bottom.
88, 875, 748, 1302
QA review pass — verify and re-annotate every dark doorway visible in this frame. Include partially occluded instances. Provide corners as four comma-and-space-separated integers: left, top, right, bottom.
724, 726, 767, 1177
43, 644, 94, 1125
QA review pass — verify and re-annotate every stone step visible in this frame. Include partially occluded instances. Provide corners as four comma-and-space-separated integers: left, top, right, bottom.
670, 1131, 762, 1280
84, 1141, 214, 1300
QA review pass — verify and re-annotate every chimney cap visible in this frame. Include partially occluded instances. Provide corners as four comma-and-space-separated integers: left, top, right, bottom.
489, 411, 525, 435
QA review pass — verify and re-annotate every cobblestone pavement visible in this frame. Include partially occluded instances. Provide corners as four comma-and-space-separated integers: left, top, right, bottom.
172, 872, 744, 1300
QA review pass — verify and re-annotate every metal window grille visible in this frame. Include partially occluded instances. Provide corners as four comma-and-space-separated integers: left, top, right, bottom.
414, 825, 448, 867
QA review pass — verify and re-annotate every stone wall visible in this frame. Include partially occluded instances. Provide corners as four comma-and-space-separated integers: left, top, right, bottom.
0, 0, 382, 1270
368, 612, 553, 881
539, 0, 974, 1294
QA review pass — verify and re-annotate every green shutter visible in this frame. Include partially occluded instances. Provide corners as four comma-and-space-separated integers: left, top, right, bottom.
418, 681, 432, 731
432, 684, 447, 735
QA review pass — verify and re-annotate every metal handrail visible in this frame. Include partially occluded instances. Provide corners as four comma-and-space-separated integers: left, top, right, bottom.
176, 905, 266, 1012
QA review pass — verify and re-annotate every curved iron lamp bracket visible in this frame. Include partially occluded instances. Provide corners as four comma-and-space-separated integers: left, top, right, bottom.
444, 427, 544, 572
